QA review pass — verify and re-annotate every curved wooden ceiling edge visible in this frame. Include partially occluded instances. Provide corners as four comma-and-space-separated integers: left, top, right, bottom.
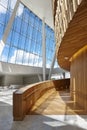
57, 0, 87, 71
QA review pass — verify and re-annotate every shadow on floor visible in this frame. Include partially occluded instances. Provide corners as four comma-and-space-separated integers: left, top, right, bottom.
11, 114, 87, 130
58, 91, 86, 115
30, 89, 86, 115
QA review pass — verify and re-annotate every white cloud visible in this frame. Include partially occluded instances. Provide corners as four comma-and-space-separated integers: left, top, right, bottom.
0, 0, 23, 17
10, 0, 17, 10
0, 40, 5, 56
9, 49, 51, 68
54, 60, 59, 68
0, 44, 51, 68
17, 3, 24, 16
9, 49, 17, 63
29, 53, 42, 67
0, 0, 17, 13
0, 5, 6, 14
46, 63, 51, 68
9, 49, 42, 67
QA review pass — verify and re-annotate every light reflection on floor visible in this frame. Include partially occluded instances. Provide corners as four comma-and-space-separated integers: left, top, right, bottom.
0, 87, 87, 130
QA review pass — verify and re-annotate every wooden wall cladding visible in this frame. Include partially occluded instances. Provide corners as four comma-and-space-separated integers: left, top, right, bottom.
70, 46, 87, 111
53, 0, 57, 23
57, 0, 87, 71
13, 79, 70, 121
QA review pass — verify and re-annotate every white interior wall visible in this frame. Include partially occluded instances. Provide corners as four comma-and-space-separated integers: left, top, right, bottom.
23, 75, 40, 85
0, 76, 3, 86
2, 75, 23, 86
0, 75, 43, 86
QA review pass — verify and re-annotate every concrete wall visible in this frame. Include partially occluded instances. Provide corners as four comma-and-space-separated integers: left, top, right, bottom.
23, 75, 40, 85
1, 75, 23, 86
0, 75, 42, 86
0, 76, 3, 86
0, 62, 49, 75
0, 61, 66, 86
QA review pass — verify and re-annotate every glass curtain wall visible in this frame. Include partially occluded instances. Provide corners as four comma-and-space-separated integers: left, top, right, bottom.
0, 0, 56, 68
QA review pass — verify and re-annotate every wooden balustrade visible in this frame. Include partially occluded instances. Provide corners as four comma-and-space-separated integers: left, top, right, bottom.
13, 79, 70, 121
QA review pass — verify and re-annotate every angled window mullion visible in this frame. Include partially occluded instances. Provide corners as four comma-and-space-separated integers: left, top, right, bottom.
22, 6, 30, 65
28, 12, 35, 66
2, 0, 20, 45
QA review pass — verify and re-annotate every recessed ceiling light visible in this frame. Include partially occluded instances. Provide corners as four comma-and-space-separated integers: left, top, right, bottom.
64, 57, 69, 60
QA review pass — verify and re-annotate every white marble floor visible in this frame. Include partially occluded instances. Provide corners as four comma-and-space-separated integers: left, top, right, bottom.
0, 87, 87, 130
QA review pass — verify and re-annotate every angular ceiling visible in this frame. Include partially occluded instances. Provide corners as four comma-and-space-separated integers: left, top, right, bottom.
20, 0, 54, 29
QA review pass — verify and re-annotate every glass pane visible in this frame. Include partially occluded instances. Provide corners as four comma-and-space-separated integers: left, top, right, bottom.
27, 24, 33, 38
46, 60, 51, 68
0, 1, 56, 68
18, 35, 25, 49
47, 51, 51, 59
23, 7, 29, 23
28, 25, 33, 39
54, 60, 59, 68
33, 55, 39, 67
45, 24, 55, 68
25, 38, 31, 52
39, 45, 42, 56
35, 44, 42, 56
23, 51, 29, 65
38, 19, 42, 32
0, 24, 4, 40
28, 53, 34, 66
34, 16, 39, 29
30, 41, 36, 53
46, 38, 50, 48
5, 10, 11, 25
38, 57, 42, 67
32, 28, 37, 41
13, 16, 21, 33
21, 21, 28, 36
6, 30, 12, 44
0, 6, 7, 24
10, 0, 17, 10
35, 43, 39, 54
8, 46, 17, 63
30, 12, 35, 25
50, 40, 54, 49
1, 44, 9, 62
17, 3, 24, 17
12, 31, 19, 47
0, 0, 8, 8
37, 31, 42, 41
16, 49, 23, 64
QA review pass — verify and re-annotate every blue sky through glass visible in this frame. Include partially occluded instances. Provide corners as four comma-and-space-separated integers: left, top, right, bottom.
0, 0, 58, 68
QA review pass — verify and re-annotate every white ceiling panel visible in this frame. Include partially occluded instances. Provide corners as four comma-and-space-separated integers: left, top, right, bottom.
20, 0, 54, 29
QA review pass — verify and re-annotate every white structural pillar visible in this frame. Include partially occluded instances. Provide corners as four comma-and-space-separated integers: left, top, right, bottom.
0, 0, 20, 55
48, 50, 56, 80
42, 17, 46, 81
37, 74, 42, 82
63, 72, 65, 79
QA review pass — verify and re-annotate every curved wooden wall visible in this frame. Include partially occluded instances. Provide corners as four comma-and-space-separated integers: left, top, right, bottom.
57, 0, 87, 70
70, 46, 87, 111
53, 0, 87, 114
13, 79, 70, 121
